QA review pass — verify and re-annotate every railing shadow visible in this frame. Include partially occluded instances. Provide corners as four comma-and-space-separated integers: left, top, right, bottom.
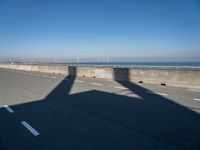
113, 68, 200, 149
0, 67, 200, 150
45, 66, 77, 101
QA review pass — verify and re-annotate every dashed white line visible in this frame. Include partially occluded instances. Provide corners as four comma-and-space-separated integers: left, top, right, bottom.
42, 75, 48, 77
146, 91, 168, 96
193, 98, 200, 101
128, 94, 141, 98
107, 80, 113, 82
114, 86, 128, 90
92, 83, 103, 86
188, 89, 200, 92
3, 105, 14, 113
61, 78, 68, 80
51, 76, 57, 79
21, 121, 40, 136
75, 80, 84, 83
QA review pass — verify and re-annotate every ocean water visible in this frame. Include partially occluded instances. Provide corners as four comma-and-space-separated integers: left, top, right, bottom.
58, 62, 200, 69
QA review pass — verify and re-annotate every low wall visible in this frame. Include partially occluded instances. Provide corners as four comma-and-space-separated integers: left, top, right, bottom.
0, 63, 200, 89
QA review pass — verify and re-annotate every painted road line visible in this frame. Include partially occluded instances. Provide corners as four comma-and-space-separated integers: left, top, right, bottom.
3, 105, 14, 113
60, 77, 68, 80
75, 80, 84, 83
107, 80, 113, 82
62, 78, 68, 80
42, 75, 48, 77
115, 86, 128, 90
188, 89, 200, 92
21, 121, 40, 136
51, 76, 57, 79
60, 77, 67, 80
128, 94, 141, 98
147, 91, 168, 96
92, 83, 103, 86
193, 98, 200, 101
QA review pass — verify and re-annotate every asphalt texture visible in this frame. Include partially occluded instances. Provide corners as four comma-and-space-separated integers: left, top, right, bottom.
0, 67, 200, 150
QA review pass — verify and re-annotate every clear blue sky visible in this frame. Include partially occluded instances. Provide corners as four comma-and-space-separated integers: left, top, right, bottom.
0, 0, 200, 60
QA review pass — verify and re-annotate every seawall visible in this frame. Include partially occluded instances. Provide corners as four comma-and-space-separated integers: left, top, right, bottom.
0, 63, 200, 89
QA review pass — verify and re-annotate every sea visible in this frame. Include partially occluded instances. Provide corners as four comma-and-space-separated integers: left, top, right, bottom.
50, 61, 200, 69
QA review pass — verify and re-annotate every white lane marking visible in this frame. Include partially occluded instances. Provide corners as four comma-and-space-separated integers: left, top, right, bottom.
188, 89, 200, 92
75, 80, 83, 83
51, 76, 57, 79
107, 80, 113, 82
146, 91, 168, 96
92, 83, 103, 86
193, 98, 200, 101
42, 75, 48, 77
3, 105, 14, 113
21, 121, 40, 136
115, 86, 128, 90
128, 94, 140, 98
60, 77, 67, 80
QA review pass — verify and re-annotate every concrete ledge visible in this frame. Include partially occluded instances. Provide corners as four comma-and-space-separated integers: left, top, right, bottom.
0, 63, 200, 89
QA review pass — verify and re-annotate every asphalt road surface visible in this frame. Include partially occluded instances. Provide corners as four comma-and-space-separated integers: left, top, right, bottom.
0, 68, 200, 150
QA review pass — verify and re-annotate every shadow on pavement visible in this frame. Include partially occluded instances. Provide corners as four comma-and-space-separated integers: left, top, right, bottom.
0, 67, 200, 150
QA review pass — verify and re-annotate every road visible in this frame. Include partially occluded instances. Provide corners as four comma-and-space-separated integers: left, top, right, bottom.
0, 68, 200, 150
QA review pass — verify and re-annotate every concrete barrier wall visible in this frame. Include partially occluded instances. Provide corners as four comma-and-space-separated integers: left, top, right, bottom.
0, 63, 200, 89
129, 68, 200, 89
0, 64, 68, 74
